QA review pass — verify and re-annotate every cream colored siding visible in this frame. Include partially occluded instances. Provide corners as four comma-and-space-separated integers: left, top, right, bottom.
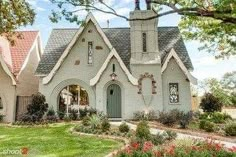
162, 58, 192, 112
0, 65, 16, 122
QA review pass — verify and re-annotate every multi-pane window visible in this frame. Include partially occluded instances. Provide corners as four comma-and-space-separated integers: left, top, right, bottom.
142, 32, 147, 52
88, 41, 93, 64
0, 97, 3, 109
169, 83, 179, 103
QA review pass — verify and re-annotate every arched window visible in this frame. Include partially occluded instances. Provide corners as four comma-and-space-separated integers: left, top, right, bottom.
59, 85, 89, 115
0, 97, 3, 109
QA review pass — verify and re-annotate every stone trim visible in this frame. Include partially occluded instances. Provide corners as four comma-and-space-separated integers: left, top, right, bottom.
137, 72, 157, 94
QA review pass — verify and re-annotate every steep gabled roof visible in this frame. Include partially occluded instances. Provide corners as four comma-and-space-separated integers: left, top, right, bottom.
0, 31, 39, 75
36, 27, 193, 76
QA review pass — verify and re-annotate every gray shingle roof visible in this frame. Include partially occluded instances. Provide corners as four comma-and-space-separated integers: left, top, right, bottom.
35, 27, 193, 75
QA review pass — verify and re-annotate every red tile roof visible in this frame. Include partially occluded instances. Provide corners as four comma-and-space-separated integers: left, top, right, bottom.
5, 31, 38, 75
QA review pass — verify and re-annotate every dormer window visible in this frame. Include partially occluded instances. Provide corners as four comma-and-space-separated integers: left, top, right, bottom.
142, 32, 147, 52
88, 41, 93, 64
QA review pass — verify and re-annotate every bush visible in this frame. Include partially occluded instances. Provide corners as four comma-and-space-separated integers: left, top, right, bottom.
133, 110, 157, 121
63, 115, 71, 122
119, 122, 130, 133
88, 114, 101, 130
82, 116, 90, 126
79, 107, 88, 119
135, 121, 150, 140
179, 111, 193, 129
164, 130, 177, 140
46, 108, 57, 122
101, 118, 110, 132
224, 122, 236, 136
200, 93, 223, 113
150, 133, 166, 145
200, 120, 215, 132
19, 93, 48, 123
0, 114, 4, 122
69, 109, 78, 120
57, 111, 65, 120
158, 109, 182, 127
199, 112, 232, 124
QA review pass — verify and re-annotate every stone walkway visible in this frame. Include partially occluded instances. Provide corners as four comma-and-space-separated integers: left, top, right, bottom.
111, 122, 236, 148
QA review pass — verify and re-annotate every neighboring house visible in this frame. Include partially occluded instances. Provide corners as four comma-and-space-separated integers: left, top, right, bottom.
0, 31, 42, 122
35, 9, 197, 120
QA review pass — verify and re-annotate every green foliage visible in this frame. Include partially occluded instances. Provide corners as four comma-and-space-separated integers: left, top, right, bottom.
199, 112, 232, 124
82, 116, 90, 126
88, 114, 101, 130
158, 109, 185, 127
0, 0, 35, 42
46, 108, 57, 122
69, 109, 78, 120
133, 110, 157, 121
119, 122, 130, 133
200, 93, 223, 112
57, 111, 65, 120
19, 93, 48, 123
135, 121, 150, 140
199, 120, 215, 132
101, 118, 110, 132
164, 130, 177, 140
0, 114, 4, 122
79, 107, 97, 119
63, 115, 72, 122
224, 122, 236, 136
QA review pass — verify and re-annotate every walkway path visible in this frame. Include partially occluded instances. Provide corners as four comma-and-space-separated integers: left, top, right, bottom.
111, 122, 236, 148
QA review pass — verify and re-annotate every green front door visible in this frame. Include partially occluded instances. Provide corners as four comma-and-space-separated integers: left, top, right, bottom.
107, 84, 121, 118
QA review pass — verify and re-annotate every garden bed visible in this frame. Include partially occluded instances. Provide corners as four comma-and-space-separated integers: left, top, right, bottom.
130, 121, 236, 143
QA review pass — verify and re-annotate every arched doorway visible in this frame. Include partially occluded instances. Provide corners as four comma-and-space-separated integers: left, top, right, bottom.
107, 84, 121, 118
59, 85, 89, 115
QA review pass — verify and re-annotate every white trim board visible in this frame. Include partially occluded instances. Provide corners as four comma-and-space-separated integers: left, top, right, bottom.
90, 48, 138, 86
161, 48, 197, 85
42, 12, 114, 84
0, 55, 16, 85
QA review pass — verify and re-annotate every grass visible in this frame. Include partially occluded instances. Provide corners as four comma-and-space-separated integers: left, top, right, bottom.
0, 123, 122, 157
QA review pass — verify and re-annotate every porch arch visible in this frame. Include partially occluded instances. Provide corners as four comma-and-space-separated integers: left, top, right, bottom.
49, 79, 95, 110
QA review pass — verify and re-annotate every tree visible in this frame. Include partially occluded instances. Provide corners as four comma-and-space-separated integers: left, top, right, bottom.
50, 0, 236, 58
200, 93, 223, 113
0, 0, 35, 42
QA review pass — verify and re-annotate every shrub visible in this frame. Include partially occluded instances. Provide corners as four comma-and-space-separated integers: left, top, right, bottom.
46, 108, 57, 122
79, 107, 88, 119
200, 93, 223, 113
224, 122, 236, 136
158, 109, 182, 127
82, 116, 90, 126
164, 130, 177, 140
119, 122, 130, 133
88, 108, 97, 116
88, 114, 101, 130
101, 118, 110, 132
203, 121, 215, 132
199, 112, 232, 124
57, 111, 65, 120
19, 93, 48, 123
69, 109, 78, 120
63, 115, 71, 122
133, 110, 157, 121
0, 114, 4, 122
199, 120, 207, 129
135, 121, 150, 140
179, 111, 193, 129
150, 133, 166, 145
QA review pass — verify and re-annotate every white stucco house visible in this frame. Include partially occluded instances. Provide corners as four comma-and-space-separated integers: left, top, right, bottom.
35, 9, 197, 120
0, 31, 42, 122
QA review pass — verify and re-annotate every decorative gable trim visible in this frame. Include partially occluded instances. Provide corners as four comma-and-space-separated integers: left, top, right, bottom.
162, 48, 197, 85
17, 33, 41, 79
90, 48, 138, 86
42, 13, 114, 84
0, 55, 16, 85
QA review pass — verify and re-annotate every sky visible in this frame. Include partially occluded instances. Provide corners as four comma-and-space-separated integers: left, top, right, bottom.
21, 0, 236, 81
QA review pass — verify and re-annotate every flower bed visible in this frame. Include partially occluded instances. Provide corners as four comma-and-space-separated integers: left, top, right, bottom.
116, 138, 236, 157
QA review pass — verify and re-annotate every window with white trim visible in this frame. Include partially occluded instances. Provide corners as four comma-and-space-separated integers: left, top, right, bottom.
169, 83, 179, 103
88, 41, 93, 64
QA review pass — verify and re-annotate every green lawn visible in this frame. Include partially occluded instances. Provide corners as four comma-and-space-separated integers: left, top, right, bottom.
0, 123, 122, 157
